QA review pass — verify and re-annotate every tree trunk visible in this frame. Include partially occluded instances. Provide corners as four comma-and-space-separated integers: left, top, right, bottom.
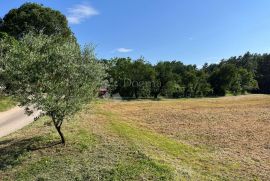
55, 124, 65, 144
51, 114, 65, 145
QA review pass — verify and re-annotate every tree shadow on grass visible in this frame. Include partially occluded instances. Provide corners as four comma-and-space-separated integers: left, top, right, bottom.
0, 136, 61, 171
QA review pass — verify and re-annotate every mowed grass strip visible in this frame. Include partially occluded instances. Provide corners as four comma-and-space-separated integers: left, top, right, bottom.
97, 107, 241, 180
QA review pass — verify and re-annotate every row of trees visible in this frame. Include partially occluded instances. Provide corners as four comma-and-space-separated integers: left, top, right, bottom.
222, 52, 270, 94
103, 52, 269, 99
104, 58, 211, 98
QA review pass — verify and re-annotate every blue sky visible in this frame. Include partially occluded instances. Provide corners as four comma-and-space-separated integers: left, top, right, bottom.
1, 0, 270, 66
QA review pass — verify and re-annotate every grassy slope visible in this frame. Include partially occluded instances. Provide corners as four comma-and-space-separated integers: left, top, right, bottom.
0, 95, 269, 180
0, 106, 173, 180
0, 96, 16, 112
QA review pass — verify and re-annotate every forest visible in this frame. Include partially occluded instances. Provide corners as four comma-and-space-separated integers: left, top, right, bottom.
102, 52, 270, 98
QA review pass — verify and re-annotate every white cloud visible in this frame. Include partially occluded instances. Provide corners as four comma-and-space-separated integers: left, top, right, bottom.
117, 48, 133, 53
67, 4, 99, 24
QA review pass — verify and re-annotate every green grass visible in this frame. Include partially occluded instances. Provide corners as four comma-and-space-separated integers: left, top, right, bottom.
107, 153, 173, 181
0, 96, 16, 112
100, 110, 240, 180
0, 109, 174, 180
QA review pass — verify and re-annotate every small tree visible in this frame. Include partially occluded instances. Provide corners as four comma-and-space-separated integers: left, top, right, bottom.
0, 33, 106, 144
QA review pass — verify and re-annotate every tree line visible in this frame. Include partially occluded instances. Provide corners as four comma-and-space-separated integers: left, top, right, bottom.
102, 52, 269, 98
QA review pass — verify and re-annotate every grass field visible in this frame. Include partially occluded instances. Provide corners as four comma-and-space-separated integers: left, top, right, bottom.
0, 95, 269, 180
0, 96, 16, 112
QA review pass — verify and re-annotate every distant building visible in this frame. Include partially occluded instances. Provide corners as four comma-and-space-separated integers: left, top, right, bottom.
98, 88, 109, 98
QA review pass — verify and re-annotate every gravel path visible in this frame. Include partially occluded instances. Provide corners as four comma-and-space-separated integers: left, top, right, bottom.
0, 107, 40, 138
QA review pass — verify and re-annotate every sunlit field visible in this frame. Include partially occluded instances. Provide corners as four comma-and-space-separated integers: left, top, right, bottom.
0, 95, 269, 180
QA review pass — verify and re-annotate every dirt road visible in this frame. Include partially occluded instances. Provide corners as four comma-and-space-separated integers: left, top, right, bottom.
0, 107, 40, 138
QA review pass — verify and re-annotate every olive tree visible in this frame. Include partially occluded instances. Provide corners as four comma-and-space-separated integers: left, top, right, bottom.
0, 33, 106, 144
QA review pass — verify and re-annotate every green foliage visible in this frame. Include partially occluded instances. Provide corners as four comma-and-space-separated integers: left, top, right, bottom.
218, 52, 268, 94
0, 33, 106, 143
194, 70, 213, 97
106, 57, 133, 97
154, 61, 175, 98
163, 81, 184, 98
0, 34, 18, 92
131, 58, 155, 98
257, 55, 270, 93
104, 54, 265, 98
105, 59, 213, 99
0, 96, 16, 112
208, 63, 258, 96
209, 64, 238, 96
0, 3, 72, 39
238, 68, 258, 93
105, 57, 156, 98
0, 32, 8, 40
